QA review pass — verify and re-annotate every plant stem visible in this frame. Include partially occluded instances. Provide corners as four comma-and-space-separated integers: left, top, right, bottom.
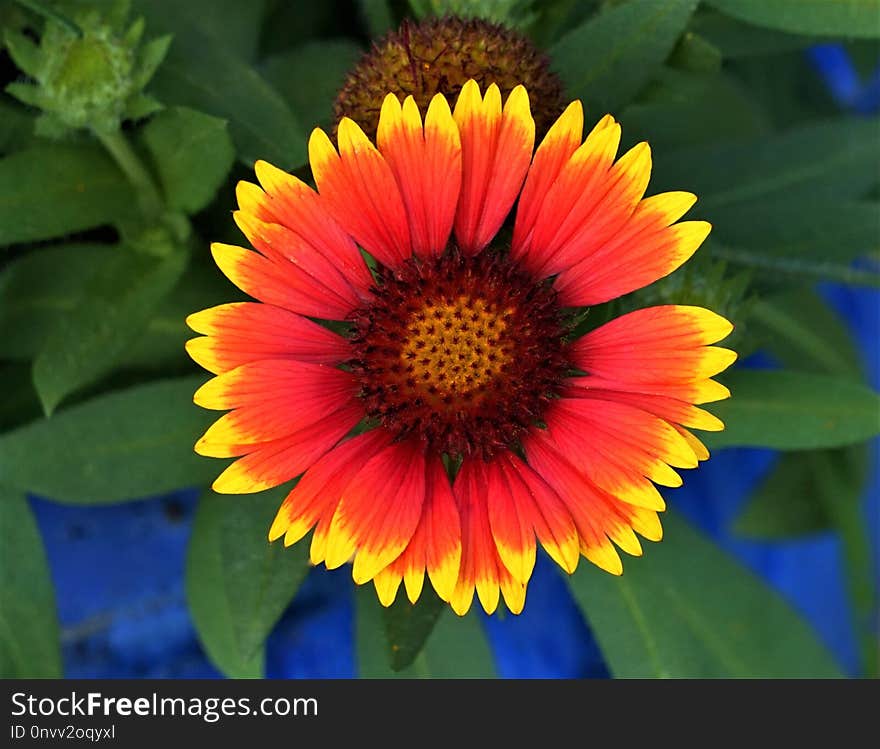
95, 128, 164, 220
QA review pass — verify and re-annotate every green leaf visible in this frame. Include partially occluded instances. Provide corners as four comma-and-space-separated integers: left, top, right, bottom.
382, 586, 446, 671
133, 0, 268, 60
140, 107, 235, 214
0, 364, 40, 431
707, 241, 880, 288
0, 376, 217, 503
735, 446, 867, 538
750, 289, 862, 377
653, 118, 880, 210
186, 488, 310, 678
692, 10, 821, 58
147, 23, 307, 168
550, 0, 699, 113
32, 249, 188, 415
706, 0, 880, 39
621, 69, 769, 150
261, 40, 363, 129
0, 244, 112, 360
357, 0, 395, 37
0, 143, 135, 246
409, 0, 536, 25
711, 197, 879, 264
357, 587, 496, 678
0, 487, 62, 678
704, 369, 880, 450
568, 511, 842, 677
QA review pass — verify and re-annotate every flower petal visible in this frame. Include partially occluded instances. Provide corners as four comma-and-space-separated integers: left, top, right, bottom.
453, 81, 535, 255
555, 197, 711, 306
450, 458, 526, 615
237, 162, 373, 297
210, 242, 355, 320
209, 401, 363, 494
377, 93, 462, 259
186, 302, 351, 375
322, 440, 427, 584
309, 121, 411, 268
571, 305, 737, 386
269, 429, 394, 547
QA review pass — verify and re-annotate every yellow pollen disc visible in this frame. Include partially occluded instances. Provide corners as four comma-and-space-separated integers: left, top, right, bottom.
400, 296, 512, 398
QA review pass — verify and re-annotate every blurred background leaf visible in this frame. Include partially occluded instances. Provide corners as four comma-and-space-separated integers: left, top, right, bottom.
705, 370, 880, 449
706, 0, 880, 39
550, 0, 699, 114
0, 486, 62, 677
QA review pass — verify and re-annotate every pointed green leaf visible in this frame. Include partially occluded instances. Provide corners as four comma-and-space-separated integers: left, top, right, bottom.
357, 587, 495, 678
0, 143, 135, 245
0, 376, 216, 502
186, 488, 310, 678
382, 586, 446, 671
0, 487, 62, 678
3, 28, 42, 77
569, 511, 842, 677
140, 106, 234, 213
704, 370, 880, 450
706, 0, 880, 39
550, 0, 699, 113
32, 249, 187, 415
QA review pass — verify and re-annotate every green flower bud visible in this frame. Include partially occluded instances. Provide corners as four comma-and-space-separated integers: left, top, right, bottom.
4, 0, 171, 136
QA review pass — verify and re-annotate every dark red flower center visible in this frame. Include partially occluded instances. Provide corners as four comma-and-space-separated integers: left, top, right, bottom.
350, 249, 570, 458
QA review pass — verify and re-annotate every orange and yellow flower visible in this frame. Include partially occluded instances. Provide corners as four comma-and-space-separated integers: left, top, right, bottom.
187, 80, 736, 615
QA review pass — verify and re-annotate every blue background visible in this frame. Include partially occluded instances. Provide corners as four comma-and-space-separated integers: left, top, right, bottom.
30, 47, 880, 679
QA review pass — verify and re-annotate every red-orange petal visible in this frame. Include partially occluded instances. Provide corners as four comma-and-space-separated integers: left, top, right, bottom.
209, 401, 363, 494
238, 162, 373, 298
269, 429, 394, 547
210, 242, 355, 320
322, 440, 427, 584
571, 305, 737, 386
186, 302, 351, 375
309, 121, 411, 268
555, 197, 711, 306
373, 456, 462, 605
377, 93, 462, 259
451, 458, 526, 615
452, 81, 535, 255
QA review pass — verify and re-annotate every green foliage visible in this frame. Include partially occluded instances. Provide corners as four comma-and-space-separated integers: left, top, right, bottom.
706, 0, 880, 39
705, 370, 880, 450
0, 0, 877, 681
186, 488, 311, 678
550, 0, 699, 114
568, 512, 842, 677
382, 587, 447, 671
0, 143, 135, 244
0, 487, 62, 677
139, 107, 235, 213
32, 248, 187, 414
0, 377, 216, 502
356, 587, 496, 677
261, 40, 363, 129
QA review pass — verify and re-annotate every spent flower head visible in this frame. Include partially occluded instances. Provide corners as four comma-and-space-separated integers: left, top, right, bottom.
334, 15, 565, 138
